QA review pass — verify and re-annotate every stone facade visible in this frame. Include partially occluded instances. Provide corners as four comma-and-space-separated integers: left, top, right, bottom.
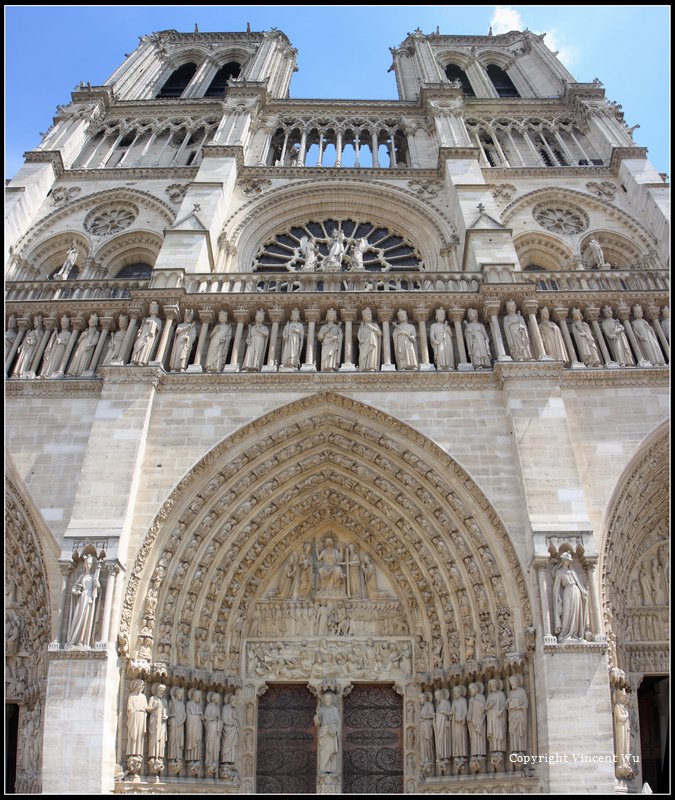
4, 25, 669, 795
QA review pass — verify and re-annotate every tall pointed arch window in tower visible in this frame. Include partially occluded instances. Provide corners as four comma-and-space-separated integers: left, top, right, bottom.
252, 220, 423, 273
156, 63, 198, 98
203, 61, 241, 98
486, 64, 520, 98
444, 63, 475, 96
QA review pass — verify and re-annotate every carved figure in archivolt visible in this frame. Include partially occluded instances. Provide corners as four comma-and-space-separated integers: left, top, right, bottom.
66, 547, 101, 647
169, 308, 197, 372
600, 306, 634, 366
430, 307, 454, 370
205, 310, 232, 372
392, 309, 418, 370
12, 316, 43, 377
464, 308, 491, 369
553, 552, 589, 642
539, 307, 568, 362
280, 308, 304, 370
168, 686, 187, 765
220, 693, 238, 764
420, 692, 435, 766
40, 316, 70, 378
571, 308, 602, 367
632, 304, 665, 365
126, 679, 148, 757
148, 683, 169, 764
242, 309, 269, 372
486, 679, 506, 754
103, 315, 128, 365
316, 692, 340, 775
507, 675, 528, 755
503, 300, 533, 360
468, 682, 487, 759
131, 302, 162, 366
186, 688, 204, 762
433, 688, 452, 763
357, 307, 381, 372
68, 313, 100, 376
204, 692, 222, 775
318, 308, 342, 371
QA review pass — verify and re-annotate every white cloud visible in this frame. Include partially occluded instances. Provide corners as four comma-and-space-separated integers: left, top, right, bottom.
540, 29, 575, 69
490, 7, 523, 35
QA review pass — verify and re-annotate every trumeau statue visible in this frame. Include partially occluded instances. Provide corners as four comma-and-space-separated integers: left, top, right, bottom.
429, 307, 454, 370
553, 552, 589, 642
632, 304, 665, 365
601, 306, 634, 366
318, 308, 342, 371
571, 308, 602, 367
357, 307, 381, 372
280, 308, 304, 370
503, 299, 533, 360
204, 310, 232, 372
538, 307, 568, 362
506, 675, 528, 754
131, 302, 162, 366
392, 309, 418, 370
464, 308, 491, 369
315, 692, 340, 775
242, 309, 269, 372
169, 308, 197, 372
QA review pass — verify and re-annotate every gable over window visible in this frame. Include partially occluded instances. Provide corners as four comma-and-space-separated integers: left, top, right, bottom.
157, 63, 198, 98
204, 61, 241, 97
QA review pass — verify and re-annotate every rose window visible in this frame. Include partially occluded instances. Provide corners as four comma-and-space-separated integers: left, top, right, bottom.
253, 219, 423, 272
84, 205, 138, 236
533, 205, 588, 235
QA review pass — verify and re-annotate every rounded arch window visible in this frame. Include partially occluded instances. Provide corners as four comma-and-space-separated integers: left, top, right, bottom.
114, 263, 153, 280
157, 63, 198, 98
486, 64, 520, 98
444, 63, 475, 96
203, 61, 241, 97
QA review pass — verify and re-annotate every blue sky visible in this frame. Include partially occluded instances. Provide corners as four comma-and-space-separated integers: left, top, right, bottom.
5, 6, 670, 179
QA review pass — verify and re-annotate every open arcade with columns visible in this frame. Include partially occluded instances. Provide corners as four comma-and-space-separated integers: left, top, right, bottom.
4, 24, 669, 795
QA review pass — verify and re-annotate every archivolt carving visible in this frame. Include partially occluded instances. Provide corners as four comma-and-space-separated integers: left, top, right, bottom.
121, 394, 531, 681
600, 421, 670, 671
221, 179, 459, 273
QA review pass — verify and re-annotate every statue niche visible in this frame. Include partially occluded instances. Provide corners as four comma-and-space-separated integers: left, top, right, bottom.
245, 534, 413, 681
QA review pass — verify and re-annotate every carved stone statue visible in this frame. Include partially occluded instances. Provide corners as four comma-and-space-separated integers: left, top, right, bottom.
632, 305, 665, 365
278, 552, 299, 598
186, 688, 204, 762
242, 310, 269, 372
169, 308, 197, 372
553, 552, 589, 642
318, 308, 342, 371
299, 236, 319, 271
280, 308, 304, 370
571, 308, 602, 367
204, 692, 222, 775
204, 310, 232, 372
464, 308, 491, 369
613, 688, 633, 778
538, 307, 568, 362
54, 242, 79, 280
506, 675, 528, 754
66, 549, 101, 646
298, 542, 314, 598
67, 314, 100, 376
661, 306, 670, 343
5, 315, 17, 361
316, 536, 345, 594
420, 692, 435, 764
147, 683, 169, 763
348, 237, 368, 271
486, 679, 506, 753
315, 692, 340, 774
451, 685, 468, 762
467, 681, 487, 757
392, 309, 418, 370
503, 300, 533, 360
357, 307, 381, 372
131, 302, 162, 366
220, 693, 238, 764
40, 316, 70, 377
588, 237, 609, 269
103, 315, 128, 365
601, 306, 634, 366
168, 686, 186, 764
343, 544, 363, 597
433, 688, 452, 762
321, 229, 347, 270
126, 679, 148, 757
360, 553, 378, 599
12, 316, 43, 377
429, 308, 454, 370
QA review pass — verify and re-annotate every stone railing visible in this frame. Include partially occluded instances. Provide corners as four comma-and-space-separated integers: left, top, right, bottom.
4, 279, 149, 303
518, 269, 669, 293
5, 298, 670, 381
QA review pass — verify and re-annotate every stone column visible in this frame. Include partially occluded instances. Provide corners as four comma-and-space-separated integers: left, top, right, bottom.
5, 320, 26, 375
449, 308, 471, 371
339, 309, 357, 372
54, 561, 73, 645
188, 307, 214, 373
554, 308, 583, 368
150, 305, 178, 369
262, 308, 284, 372
647, 305, 670, 361
96, 563, 119, 646
585, 307, 614, 368
30, 317, 57, 376
617, 305, 651, 367
301, 308, 320, 372
484, 302, 510, 361
413, 307, 434, 371
378, 308, 396, 371
535, 562, 553, 641
522, 300, 550, 361
53, 314, 84, 377
584, 559, 604, 643
224, 308, 249, 372
114, 307, 142, 366
82, 316, 112, 377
